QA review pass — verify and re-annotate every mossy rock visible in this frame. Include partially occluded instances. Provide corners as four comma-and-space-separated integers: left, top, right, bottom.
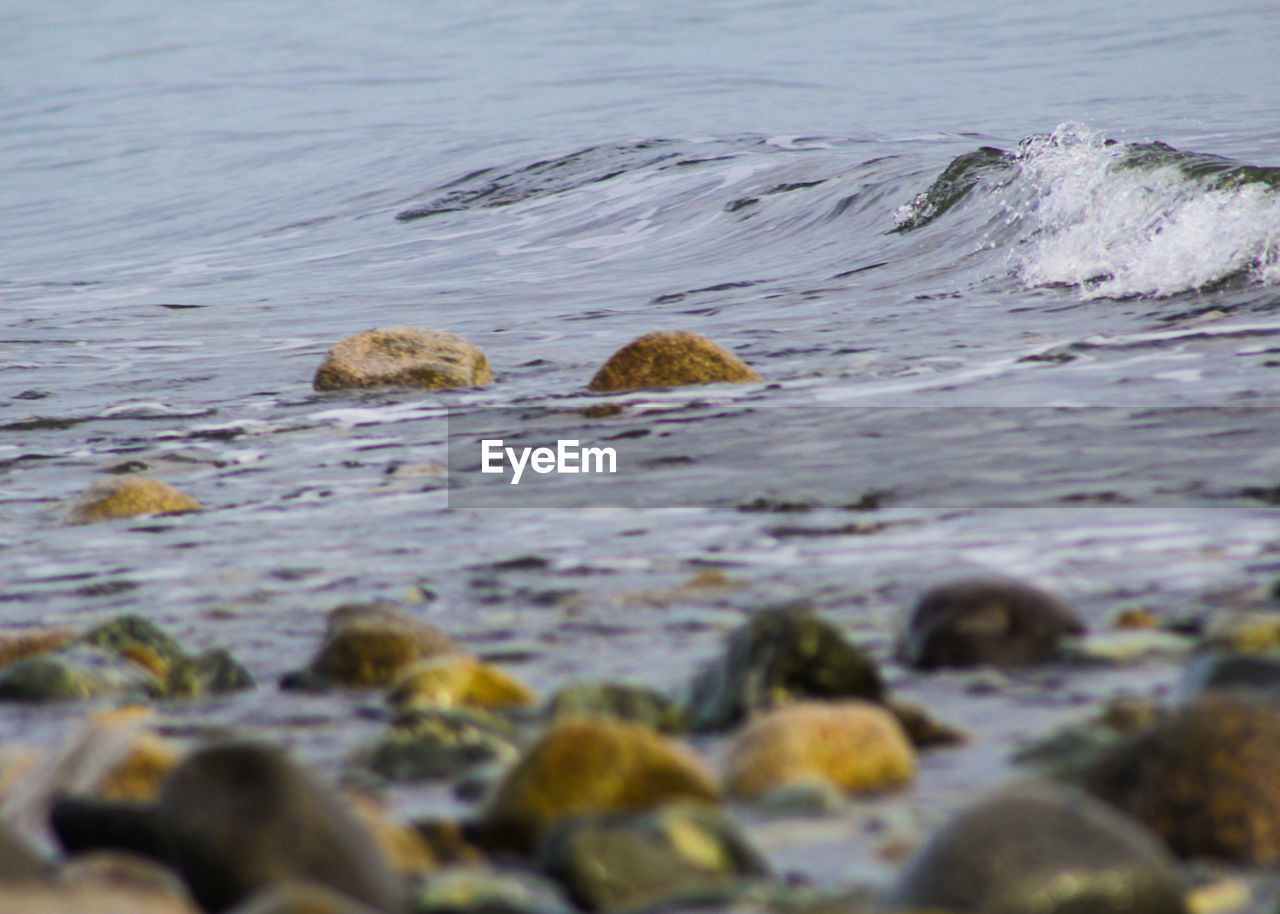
0, 628, 76, 670
313, 326, 492, 391
682, 604, 884, 733
80, 615, 188, 674
409, 866, 575, 914
283, 602, 456, 690
724, 701, 915, 799
885, 780, 1187, 914
1084, 695, 1280, 863
546, 682, 686, 733
165, 649, 254, 699
1177, 652, 1280, 703
901, 577, 1085, 670
477, 716, 719, 853
540, 803, 769, 912
586, 330, 762, 392
364, 707, 520, 782
0, 646, 164, 702
67, 476, 201, 525
388, 655, 536, 712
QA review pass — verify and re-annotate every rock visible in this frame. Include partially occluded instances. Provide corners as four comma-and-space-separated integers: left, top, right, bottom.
1013, 695, 1164, 781
225, 881, 387, 914
546, 682, 685, 733
409, 866, 574, 914
80, 615, 187, 674
313, 326, 491, 391
0, 628, 75, 668
68, 476, 201, 525
344, 790, 437, 875
901, 577, 1085, 669
1177, 652, 1280, 702
1198, 611, 1280, 654
1057, 630, 1193, 664
882, 698, 966, 748
682, 604, 884, 733
586, 330, 762, 392
884, 780, 1187, 914
476, 716, 719, 853
165, 649, 255, 698
724, 702, 914, 799
540, 803, 768, 912
387, 655, 536, 712
283, 603, 456, 690
1084, 695, 1280, 863
0, 646, 163, 702
51, 742, 405, 914
0, 818, 54, 881
363, 708, 519, 782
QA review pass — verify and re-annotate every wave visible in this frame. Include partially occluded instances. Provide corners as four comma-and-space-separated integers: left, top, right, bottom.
896, 124, 1280, 299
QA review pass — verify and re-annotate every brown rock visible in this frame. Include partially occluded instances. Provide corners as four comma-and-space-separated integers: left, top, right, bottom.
586, 330, 762, 392
68, 477, 201, 525
724, 701, 915, 798
387, 654, 536, 712
0, 629, 75, 669
1085, 694, 1280, 863
479, 716, 719, 853
313, 326, 491, 391
287, 603, 456, 690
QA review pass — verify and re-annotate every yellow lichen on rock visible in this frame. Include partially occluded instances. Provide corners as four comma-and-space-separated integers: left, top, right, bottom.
0, 628, 75, 669
724, 701, 915, 798
68, 477, 201, 525
387, 654, 537, 712
480, 716, 719, 851
586, 330, 762, 392
95, 731, 181, 800
313, 326, 492, 391
306, 603, 456, 688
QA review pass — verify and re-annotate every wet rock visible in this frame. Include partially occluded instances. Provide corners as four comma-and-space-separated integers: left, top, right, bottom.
58, 850, 193, 904
0, 627, 75, 668
586, 330, 762, 392
80, 615, 187, 677
387, 655, 536, 713
225, 881, 386, 914
724, 702, 914, 799
1198, 611, 1280, 654
364, 708, 519, 782
546, 682, 685, 733
1177, 652, 1280, 702
0, 646, 163, 702
0, 818, 54, 881
165, 648, 255, 698
409, 866, 573, 914
1013, 695, 1164, 782
682, 604, 884, 733
1057, 629, 1193, 664
882, 698, 966, 748
344, 790, 437, 875
476, 716, 719, 854
68, 476, 201, 525
540, 803, 768, 912
313, 326, 492, 391
901, 577, 1085, 669
282, 603, 456, 691
1084, 695, 1280, 863
52, 742, 404, 913
884, 780, 1187, 914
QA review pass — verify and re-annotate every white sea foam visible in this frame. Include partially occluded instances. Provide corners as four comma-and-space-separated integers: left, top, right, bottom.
1009, 124, 1280, 299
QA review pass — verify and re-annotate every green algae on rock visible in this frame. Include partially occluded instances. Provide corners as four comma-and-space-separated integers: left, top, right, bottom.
540, 803, 769, 912
885, 780, 1188, 914
724, 701, 914, 799
682, 604, 884, 733
546, 682, 686, 733
1083, 694, 1280, 863
282, 602, 456, 691
313, 326, 492, 391
901, 577, 1085, 670
0, 646, 165, 703
476, 715, 719, 854
67, 476, 201, 525
586, 330, 762, 392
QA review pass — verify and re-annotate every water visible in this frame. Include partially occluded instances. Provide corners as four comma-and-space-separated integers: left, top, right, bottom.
4, 0, 1280, 898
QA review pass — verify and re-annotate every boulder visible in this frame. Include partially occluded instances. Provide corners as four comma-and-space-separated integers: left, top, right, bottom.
477, 716, 718, 853
884, 780, 1187, 914
724, 701, 914, 799
387, 655, 536, 712
1084, 695, 1280, 863
901, 577, 1084, 669
68, 477, 201, 525
682, 604, 884, 733
586, 330, 762, 392
313, 327, 491, 391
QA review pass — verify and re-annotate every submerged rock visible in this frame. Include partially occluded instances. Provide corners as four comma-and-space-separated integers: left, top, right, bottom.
1084, 695, 1280, 863
388, 655, 536, 712
884, 780, 1187, 914
282, 602, 456, 691
364, 707, 519, 782
68, 476, 201, 525
724, 701, 914, 799
586, 330, 762, 392
901, 577, 1085, 669
313, 326, 492, 391
476, 716, 718, 853
546, 682, 685, 733
682, 604, 884, 733
540, 803, 768, 912
52, 742, 404, 914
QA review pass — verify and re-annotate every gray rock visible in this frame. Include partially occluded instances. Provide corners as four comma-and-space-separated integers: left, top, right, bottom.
366, 708, 519, 782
